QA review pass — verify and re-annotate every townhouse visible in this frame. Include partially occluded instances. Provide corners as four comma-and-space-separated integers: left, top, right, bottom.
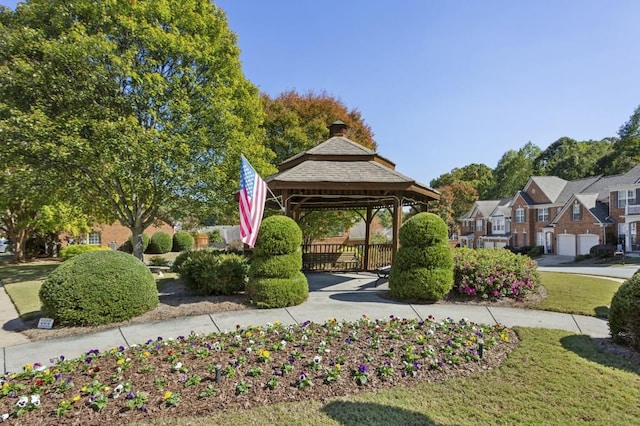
458, 164, 640, 256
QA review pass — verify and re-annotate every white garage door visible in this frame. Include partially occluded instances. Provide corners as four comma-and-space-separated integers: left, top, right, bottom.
557, 234, 576, 256
577, 234, 599, 255
484, 241, 495, 248
496, 241, 507, 248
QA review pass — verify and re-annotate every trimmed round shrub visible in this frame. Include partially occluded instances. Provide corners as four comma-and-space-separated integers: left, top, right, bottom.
246, 272, 309, 308
609, 274, 640, 350
388, 268, 454, 300
249, 252, 303, 279
253, 215, 303, 257
452, 247, 540, 300
247, 215, 308, 308
389, 212, 453, 301
39, 250, 158, 326
398, 213, 449, 247
172, 230, 194, 252
147, 231, 173, 254
60, 244, 110, 261
394, 245, 453, 271
179, 250, 248, 296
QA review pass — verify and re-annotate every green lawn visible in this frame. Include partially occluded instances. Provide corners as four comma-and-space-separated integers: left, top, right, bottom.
157, 328, 640, 425
535, 271, 621, 317
0, 261, 59, 320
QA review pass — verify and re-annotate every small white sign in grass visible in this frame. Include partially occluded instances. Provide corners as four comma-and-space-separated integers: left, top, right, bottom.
37, 318, 54, 329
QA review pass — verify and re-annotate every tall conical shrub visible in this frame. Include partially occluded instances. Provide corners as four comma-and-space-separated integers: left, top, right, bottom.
247, 215, 308, 308
389, 212, 453, 300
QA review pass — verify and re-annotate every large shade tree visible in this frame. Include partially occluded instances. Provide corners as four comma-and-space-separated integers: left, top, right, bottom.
0, 0, 273, 259
0, 165, 62, 262
600, 105, 640, 175
489, 142, 541, 198
534, 136, 614, 180
430, 163, 494, 200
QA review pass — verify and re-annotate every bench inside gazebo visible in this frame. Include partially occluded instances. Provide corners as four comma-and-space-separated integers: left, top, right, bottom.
265, 121, 440, 272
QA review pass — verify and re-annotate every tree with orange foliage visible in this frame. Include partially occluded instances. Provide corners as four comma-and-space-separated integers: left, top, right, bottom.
261, 90, 376, 164
261, 90, 377, 242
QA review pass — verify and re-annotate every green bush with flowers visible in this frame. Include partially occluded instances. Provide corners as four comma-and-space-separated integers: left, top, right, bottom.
452, 247, 540, 300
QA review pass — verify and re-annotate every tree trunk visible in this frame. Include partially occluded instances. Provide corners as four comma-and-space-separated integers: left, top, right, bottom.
11, 228, 29, 263
131, 222, 145, 261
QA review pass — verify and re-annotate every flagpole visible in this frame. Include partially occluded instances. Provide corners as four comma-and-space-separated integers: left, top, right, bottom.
266, 186, 285, 213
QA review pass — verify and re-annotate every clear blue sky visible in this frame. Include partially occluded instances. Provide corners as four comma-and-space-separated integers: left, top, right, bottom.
3, 1, 640, 185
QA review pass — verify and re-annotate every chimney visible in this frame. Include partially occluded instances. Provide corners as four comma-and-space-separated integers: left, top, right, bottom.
328, 120, 348, 137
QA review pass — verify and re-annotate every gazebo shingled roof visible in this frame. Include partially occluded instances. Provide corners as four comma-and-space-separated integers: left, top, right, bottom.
265, 121, 440, 269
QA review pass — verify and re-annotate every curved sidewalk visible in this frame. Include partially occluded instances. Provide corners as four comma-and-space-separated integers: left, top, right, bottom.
1, 270, 618, 374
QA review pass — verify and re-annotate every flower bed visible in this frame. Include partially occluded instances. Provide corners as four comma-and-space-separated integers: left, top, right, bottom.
0, 316, 517, 425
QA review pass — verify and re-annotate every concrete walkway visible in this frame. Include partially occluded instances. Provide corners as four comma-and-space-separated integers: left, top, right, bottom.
3, 260, 635, 374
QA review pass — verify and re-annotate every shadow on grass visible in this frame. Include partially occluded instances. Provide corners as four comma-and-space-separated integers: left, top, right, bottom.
322, 401, 438, 425
594, 305, 609, 318
560, 334, 640, 376
0, 262, 59, 284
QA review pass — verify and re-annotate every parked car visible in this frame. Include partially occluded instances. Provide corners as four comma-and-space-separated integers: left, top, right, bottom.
0, 238, 8, 253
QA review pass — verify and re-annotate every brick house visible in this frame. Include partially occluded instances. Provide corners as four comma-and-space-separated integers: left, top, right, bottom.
459, 199, 512, 249
458, 164, 640, 255
75, 221, 175, 250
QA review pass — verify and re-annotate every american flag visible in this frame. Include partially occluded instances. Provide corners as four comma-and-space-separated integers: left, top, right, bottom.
239, 155, 267, 248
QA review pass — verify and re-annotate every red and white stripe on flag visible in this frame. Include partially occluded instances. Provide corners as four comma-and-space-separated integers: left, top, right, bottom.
239, 155, 267, 248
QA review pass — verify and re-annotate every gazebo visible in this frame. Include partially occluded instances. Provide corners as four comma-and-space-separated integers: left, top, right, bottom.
265, 121, 440, 271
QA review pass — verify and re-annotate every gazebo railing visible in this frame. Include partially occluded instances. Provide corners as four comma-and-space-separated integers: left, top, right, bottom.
301, 243, 392, 272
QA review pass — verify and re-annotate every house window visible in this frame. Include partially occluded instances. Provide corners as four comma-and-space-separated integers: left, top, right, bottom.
467, 220, 475, 231
617, 190, 636, 208
536, 232, 545, 246
492, 218, 505, 233
515, 208, 525, 223
513, 233, 519, 247
572, 204, 582, 221
476, 219, 483, 230
618, 223, 638, 246
537, 208, 549, 222
87, 232, 101, 246
477, 239, 484, 248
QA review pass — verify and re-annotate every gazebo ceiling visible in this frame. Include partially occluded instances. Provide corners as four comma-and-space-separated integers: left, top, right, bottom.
265, 122, 439, 212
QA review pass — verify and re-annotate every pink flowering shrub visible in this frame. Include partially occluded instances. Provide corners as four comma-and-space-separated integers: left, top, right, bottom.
452, 248, 540, 300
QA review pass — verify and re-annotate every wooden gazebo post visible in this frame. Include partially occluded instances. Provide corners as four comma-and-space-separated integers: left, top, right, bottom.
392, 196, 402, 262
